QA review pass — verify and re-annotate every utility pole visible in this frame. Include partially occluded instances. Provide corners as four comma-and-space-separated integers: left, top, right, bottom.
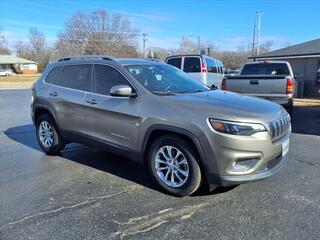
142, 33, 147, 58
251, 20, 256, 56
256, 11, 263, 55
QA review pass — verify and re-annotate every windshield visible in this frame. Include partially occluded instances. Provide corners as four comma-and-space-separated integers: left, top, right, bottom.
125, 64, 210, 94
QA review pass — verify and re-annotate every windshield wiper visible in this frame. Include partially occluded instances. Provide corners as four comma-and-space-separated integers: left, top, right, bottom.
152, 91, 176, 96
179, 89, 207, 94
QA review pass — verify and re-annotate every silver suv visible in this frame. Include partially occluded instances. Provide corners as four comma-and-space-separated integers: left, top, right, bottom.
31, 56, 291, 197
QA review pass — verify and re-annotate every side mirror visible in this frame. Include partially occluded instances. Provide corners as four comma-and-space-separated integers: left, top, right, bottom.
110, 85, 137, 97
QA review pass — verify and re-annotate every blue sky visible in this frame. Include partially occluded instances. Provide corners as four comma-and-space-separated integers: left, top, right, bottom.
1, 0, 319, 52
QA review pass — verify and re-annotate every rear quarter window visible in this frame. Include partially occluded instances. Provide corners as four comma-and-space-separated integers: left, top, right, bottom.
205, 58, 218, 73
183, 57, 201, 73
166, 57, 182, 69
45, 67, 63, 85
241, 63, 290, 75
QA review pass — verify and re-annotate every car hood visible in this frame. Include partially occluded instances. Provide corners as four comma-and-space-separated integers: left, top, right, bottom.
163, 90, 287, 123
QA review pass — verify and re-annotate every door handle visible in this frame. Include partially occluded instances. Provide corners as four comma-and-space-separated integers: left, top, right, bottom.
249, 80, 259, 85
50, 91, 58, 97
86, 99, 98, 105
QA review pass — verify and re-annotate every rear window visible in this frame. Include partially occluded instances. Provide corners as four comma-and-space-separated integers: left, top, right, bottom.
205, 58, 218, 73
183, 57, 201, 73
241, 63, 290, 75
166, 57, 182, 69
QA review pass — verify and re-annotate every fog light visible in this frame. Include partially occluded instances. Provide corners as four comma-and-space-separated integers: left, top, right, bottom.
229, 159, 259, 172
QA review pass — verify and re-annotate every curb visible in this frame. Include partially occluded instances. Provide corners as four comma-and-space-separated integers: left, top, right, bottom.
0, 82, 34, 90
294, 98, 320, 104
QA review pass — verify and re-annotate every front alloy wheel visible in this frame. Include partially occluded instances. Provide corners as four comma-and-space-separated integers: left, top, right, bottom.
148, 135, 202, 197
155, 146, 189, 188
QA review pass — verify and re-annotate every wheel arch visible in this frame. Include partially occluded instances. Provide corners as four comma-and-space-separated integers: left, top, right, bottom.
141, 125, 210, 185
33, 105, 57, 124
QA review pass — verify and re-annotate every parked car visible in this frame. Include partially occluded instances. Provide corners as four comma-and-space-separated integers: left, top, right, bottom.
165, 55, 224, 88
222, 61, 295, 112
31, 55, 291, 197
0, 69, 12, 77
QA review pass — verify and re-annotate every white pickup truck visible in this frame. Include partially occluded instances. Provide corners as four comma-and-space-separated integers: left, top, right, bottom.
222, 61, 295, 112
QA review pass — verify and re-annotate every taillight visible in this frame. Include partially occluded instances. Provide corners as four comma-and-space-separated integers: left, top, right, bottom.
221, 78, 227, 90
286, 77, 294, 94
201, 62, 207, 72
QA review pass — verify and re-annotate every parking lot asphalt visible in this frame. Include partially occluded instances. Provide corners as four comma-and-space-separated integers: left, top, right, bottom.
0, 89, 320, 240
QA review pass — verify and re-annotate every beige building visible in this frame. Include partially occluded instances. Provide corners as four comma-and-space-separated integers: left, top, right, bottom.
0, 55, 38, 74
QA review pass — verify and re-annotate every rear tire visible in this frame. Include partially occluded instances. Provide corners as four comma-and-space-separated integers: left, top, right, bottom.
148, 135, 202, 197
36, 114, 65, 155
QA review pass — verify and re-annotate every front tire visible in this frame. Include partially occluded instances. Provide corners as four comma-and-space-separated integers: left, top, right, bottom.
36, 114, 65, 155
148, 135, 202, 197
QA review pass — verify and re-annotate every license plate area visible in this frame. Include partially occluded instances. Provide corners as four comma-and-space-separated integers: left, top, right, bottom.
282, 138, 290, 156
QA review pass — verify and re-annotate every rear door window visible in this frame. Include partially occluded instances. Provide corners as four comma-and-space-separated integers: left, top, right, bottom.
45, 67, 63, 85
59, 64, 92, 91
166, 57, 182, 69
241, 63, 290, 75
183, 57, 201, 73
92, 64, 129, 95
205, 58, 218, 73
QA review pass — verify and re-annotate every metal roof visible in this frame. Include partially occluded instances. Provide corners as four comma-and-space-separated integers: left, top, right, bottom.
250, 38, 320, 59
0, 55, 38, 64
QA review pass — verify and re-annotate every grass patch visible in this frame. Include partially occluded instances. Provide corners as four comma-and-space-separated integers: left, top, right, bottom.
0, 75, 40, 82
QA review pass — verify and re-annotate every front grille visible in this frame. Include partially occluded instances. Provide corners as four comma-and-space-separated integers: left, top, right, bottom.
268, 115, 291, 141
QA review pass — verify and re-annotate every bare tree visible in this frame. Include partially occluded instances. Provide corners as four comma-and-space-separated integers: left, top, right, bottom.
214, 50, 250, 70
29, 28, 46, 55
0, 29, 11, 55
15, 41, 32, 59
259, 40, 273, 54
147, 47, 172, 60
178, 37, 199, 54
29, 28, 52, 72
56, 9, 139, 57
14, 28, 52, 72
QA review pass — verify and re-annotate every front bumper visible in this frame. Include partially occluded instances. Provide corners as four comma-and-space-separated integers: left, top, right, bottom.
200, 122, 291, 188
210, 152, 288, 186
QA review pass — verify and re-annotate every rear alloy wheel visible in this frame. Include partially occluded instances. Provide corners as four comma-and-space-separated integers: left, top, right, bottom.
38, 120, 54, 148
148, 135, 202, 197
36, 114, 65, 155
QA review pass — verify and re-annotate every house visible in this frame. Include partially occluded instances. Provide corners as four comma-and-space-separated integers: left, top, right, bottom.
0, 55, 38, 74
249, 38, 320, 98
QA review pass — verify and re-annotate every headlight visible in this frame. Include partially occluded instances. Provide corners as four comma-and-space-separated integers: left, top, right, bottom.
209, 119, 266, 136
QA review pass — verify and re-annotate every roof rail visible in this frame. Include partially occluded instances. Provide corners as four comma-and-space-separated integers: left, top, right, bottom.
57, 55, 116, 62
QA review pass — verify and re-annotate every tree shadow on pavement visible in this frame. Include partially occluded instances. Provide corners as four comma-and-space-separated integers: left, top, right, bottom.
4, 124, 234, 197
